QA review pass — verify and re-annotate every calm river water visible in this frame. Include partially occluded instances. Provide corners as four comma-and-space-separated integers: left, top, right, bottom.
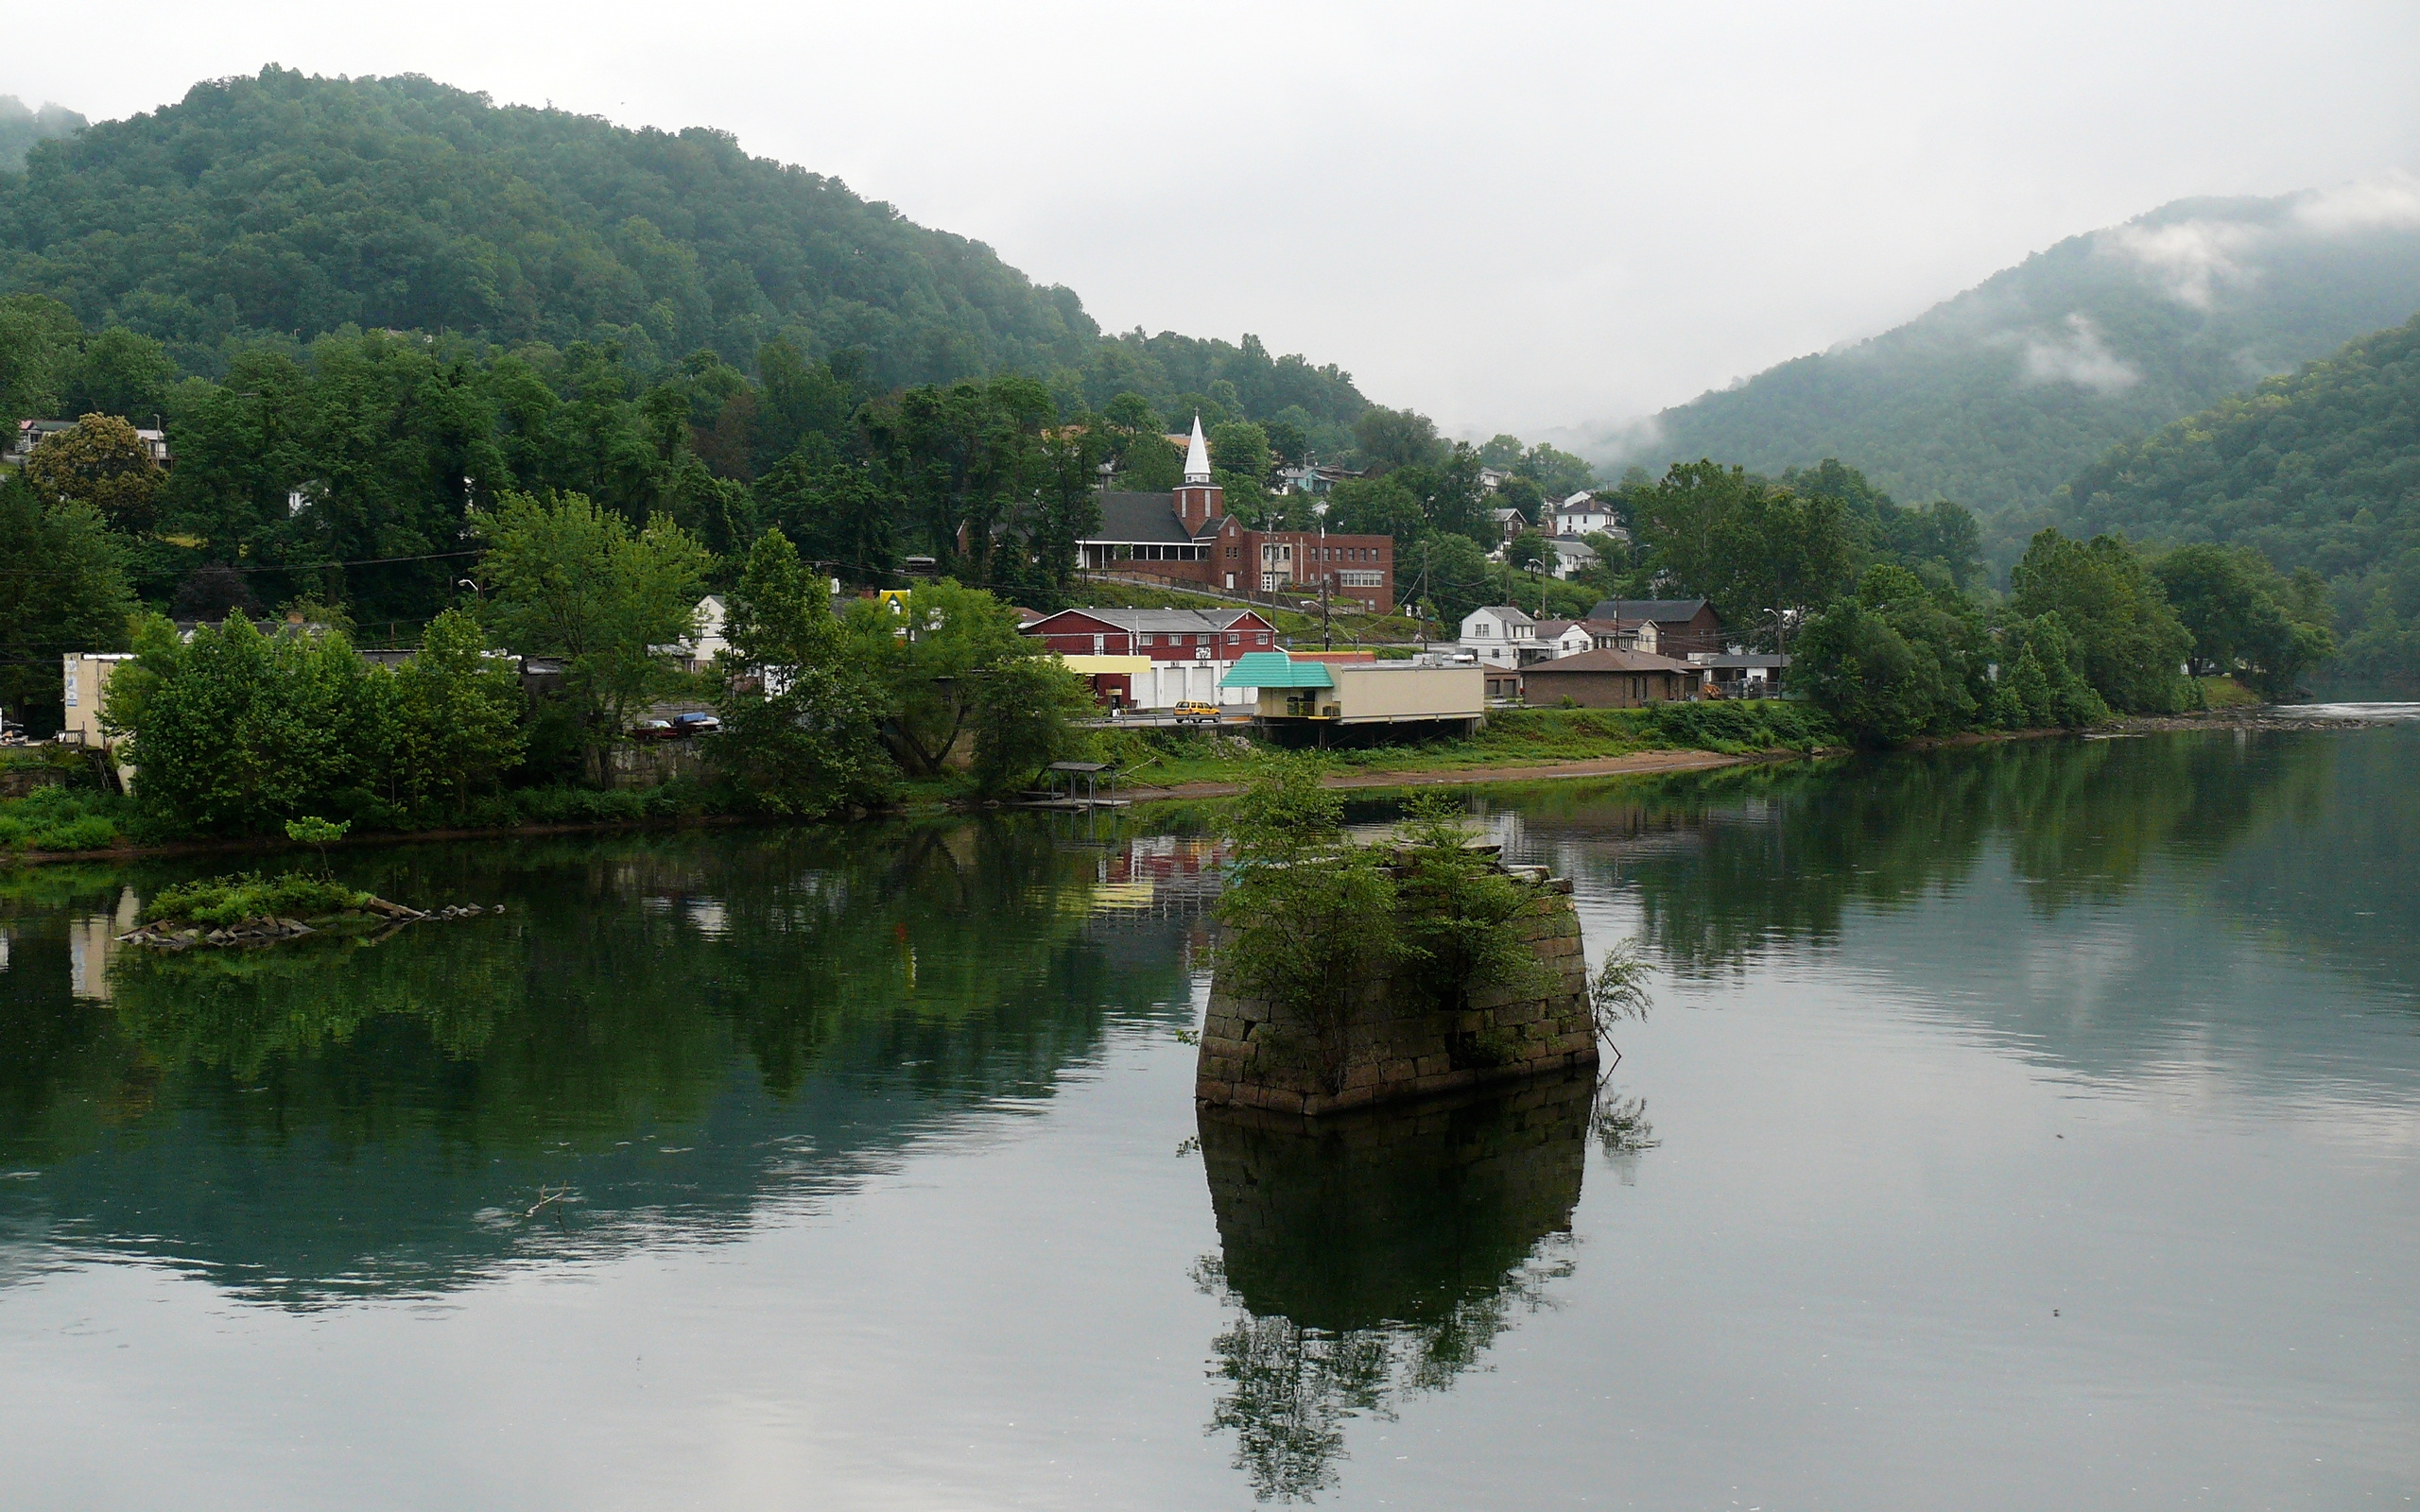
4, 726, 2417, 1509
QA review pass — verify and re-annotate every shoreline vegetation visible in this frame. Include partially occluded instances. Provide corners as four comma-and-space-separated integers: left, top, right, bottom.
3, 702, 2381, 868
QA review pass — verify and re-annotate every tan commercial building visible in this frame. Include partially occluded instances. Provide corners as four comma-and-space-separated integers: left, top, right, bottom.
1220, 653, 1485, 736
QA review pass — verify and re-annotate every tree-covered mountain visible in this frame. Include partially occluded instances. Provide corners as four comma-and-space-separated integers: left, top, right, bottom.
2036, 311, 2420, 690
0, 67, 1368, 437
1617, 187, 2420, 517
0, 96, 83, 172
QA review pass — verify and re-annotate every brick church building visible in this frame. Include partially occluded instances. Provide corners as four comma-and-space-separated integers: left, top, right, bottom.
1073, 418, 1396, 613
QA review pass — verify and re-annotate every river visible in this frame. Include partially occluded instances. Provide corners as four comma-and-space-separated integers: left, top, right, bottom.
2, 724, 2415, 1508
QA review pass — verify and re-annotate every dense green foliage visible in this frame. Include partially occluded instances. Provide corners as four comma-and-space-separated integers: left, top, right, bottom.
2043, 312, 2420, 689
1635, 192, 2420, 518
475, 490, 710, 774
1789, 535, 2185, 746
0, 782, 124, 851
2149, 544, 2335, 698
0, 69, 1368, 427
0, 97, 81, 174
1212, 759, 1403, 1091
710, 529, 892, 816
2008, 528, 2194, 713
0, 474, 136, 730
1578, 458, 1981, 644
141, 871, 372, 926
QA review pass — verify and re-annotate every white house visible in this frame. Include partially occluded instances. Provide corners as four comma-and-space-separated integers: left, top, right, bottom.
1529, 620, 1599, 660
1459, 605, 1536, 668
1539, 536, 1599, 579
1547, 492, 1625, 540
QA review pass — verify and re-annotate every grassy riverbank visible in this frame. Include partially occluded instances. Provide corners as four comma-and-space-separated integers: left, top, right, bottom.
1, 704, 1834, 862
1098, 702, 1834, 795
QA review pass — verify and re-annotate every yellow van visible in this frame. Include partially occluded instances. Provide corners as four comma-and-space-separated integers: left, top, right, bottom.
1173, 700, 1222, 725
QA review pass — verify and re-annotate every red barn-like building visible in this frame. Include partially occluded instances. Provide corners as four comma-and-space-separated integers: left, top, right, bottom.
1023, 606, 1277, 709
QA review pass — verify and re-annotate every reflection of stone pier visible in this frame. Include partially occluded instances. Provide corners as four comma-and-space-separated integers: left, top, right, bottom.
1195, 1073, 1593, 1501
1197, 874, 1596, 1115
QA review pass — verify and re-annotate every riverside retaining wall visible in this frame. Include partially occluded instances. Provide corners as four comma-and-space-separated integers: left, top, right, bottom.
1196, 870, 1596, 1116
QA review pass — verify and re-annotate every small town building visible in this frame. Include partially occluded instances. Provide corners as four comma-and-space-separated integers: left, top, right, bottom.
1518, 646, 1702, 708
1023, 607, 1277, 709
1586, 598, 1722, 658
1529, 620, 1599, 659
1073, 419, 1395, 610
1459, 605, 1537, 668
1219, 652, 1485, 736
7, 418, 172, 468
1690, 651, 1791, 696
1546, 492, 1625, 540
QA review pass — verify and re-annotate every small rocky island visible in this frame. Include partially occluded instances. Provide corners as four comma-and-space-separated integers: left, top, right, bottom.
1197, 861, 1594, 1115
112, 871, 498, 950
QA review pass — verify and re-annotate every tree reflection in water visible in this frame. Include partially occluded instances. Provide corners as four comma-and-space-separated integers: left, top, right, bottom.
1193, 1071, 1603, 1502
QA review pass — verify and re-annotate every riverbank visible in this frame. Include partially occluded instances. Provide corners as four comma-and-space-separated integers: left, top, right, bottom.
1118, 745, 1765, 802
11, 702, 2394, 868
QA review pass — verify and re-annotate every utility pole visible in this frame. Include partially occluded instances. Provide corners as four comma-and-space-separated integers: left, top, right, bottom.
1314, 501, 1332, 649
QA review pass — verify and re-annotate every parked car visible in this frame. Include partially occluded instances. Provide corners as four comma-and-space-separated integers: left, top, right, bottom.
630, 717, 675, 741
1173, 700, 1222, 725
671, 713, 721, 735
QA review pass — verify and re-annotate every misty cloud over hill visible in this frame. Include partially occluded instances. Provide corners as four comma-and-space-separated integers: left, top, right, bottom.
1604, 179, 2420, 516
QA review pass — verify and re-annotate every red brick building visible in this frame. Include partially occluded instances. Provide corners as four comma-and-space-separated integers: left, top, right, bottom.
1074, 418, 1396, 612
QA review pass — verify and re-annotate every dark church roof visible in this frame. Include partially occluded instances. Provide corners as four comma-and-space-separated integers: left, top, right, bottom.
1083, 492, 1194, 545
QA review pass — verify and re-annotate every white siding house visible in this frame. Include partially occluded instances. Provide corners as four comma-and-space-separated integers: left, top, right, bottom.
1458, 606, 1536, 668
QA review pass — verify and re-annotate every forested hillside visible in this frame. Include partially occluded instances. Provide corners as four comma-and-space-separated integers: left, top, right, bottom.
1624, 188, 2420, 517
2039, 312, 2420, 689
0, 97, 83, 172
0, 68, 1369, 437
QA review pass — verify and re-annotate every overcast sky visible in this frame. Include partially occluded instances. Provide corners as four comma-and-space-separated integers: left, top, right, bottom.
11, 0, 2420, 442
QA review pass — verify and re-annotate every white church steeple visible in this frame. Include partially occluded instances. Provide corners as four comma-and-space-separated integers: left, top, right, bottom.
1183, 413, 1212, 485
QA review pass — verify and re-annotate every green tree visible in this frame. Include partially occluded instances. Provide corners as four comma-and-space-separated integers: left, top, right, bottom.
106, 613, 389, 835
968, 653, 1096, 797
711, 528, 893, 815
1326, 474, 1426, 542
2010, 528, 2194, 712
844, 578, 1031, 778
0, 479, 134, 731
1209, 421, 1273, 487
1403, 533, 1497, 631
23, 413, 163, 532
475, 490, 711, 778
1791, 566, 1993, 746
0, 293, 81, 430
390, 608, 527, 815
752, 443, 897, 581
2152, 542, 2336, 697
61, 328, 175, 421
1624, 460, 1856, 644
1353, 406, 1444, 473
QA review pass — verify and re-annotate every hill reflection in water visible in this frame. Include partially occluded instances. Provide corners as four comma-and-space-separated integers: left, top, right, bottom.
0, 820, 1207, 1306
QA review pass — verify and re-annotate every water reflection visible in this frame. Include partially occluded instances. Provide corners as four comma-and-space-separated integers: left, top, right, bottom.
0, 822, 1203, 1306
1194, 1073, 1598, 1502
